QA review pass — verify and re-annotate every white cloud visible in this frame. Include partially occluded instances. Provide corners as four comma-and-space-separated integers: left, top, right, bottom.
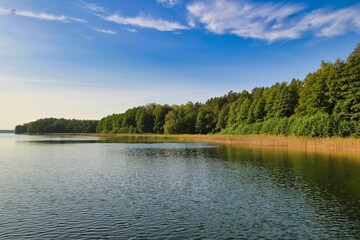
157, 0, 181, 8
80, 2, 105, 13
104, 14, 188, 31
298, 7, 360, 37
94, 28, 117, 35
187, 0, 360, 41
77, 2, 187, 32
15, 9, 86, 23
0, 7, 86, 23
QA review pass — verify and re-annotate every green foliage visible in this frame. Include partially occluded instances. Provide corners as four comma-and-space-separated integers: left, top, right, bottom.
273, 117, 291, 135
236, 98, 252, 124
288, 113, 331, 137
153, 104, 171, 134
296, 63, 332, 116
264, 81, 300, 119
136, 107, 154, 134
121, 107, 139, 130
260, 118, 278, 135
227, 90, 250, 128
164, 109, 179, 134
330, 115, 357, 137
216, 107, 229, 131
178, 102, 200, 134
196, 105, 216, 134
15, 118, 98, 134
334, 44, 360, 120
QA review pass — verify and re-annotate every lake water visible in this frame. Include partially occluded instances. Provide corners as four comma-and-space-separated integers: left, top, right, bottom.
0, 134, 359, 239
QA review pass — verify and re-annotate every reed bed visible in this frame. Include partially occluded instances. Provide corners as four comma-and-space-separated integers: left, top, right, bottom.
69, 133, 360, 154
181, 135, 360, 151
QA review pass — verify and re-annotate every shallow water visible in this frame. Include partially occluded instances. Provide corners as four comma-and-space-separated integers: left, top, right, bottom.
0, 134, 359, 239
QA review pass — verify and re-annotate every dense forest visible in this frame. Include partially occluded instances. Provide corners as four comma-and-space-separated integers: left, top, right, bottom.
15, 118, 98, 134
16, 44, 360, 137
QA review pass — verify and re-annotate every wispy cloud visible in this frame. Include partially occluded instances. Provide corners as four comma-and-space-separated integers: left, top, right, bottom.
0, 7, 86, 23
298, 7, 360, 37
78, 2, 187, 32
79, 1, 105, 13
187, 0, 360, 41
15, 9, 86, 23
126, 28, 138, 33
157, 0, 181, 8
104, 14, 188, 31
187, 0, 304, 41
94, 28, 117, 35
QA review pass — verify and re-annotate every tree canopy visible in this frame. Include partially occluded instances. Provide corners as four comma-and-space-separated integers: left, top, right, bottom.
15, 118, 98, 134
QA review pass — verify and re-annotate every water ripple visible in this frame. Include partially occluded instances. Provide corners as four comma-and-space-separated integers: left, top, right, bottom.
0, 136, 359, 239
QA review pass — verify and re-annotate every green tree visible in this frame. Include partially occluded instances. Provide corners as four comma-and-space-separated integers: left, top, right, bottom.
236, 98, 252, 124
164, 105, 179, 134
334, 44, 360, 120
153, 104, 171, 133
227, 90, 250, 128
216, 106, 229, 131
136, 107, 154, 134
122, 107, 138, 130
296, 63, 331, 116
253, 97, 266, 121
196, 105, 216, 134
272, 82, 298, 118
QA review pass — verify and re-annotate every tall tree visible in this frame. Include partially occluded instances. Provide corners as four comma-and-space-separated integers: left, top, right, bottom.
227, 90, 250, 128
335, 44, 360, 120
153, 104, 171, 133
296, 62, 332, 116
178, 101, 199, 134
164, 105, 179, 134
196, 105, 216, 134
236, 98, 252, 124
136, 107, 154, 134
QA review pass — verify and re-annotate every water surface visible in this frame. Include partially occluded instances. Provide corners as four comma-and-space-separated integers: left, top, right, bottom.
0, 134, 359, 239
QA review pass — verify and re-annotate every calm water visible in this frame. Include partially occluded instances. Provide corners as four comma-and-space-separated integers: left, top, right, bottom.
0, 134, 359, 239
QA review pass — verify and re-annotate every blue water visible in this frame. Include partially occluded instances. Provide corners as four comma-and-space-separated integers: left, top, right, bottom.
0, 134, 359, 239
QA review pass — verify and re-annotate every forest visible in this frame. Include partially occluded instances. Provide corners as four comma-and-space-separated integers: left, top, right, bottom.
15, 44, 360, 137
15, 118, 98, 134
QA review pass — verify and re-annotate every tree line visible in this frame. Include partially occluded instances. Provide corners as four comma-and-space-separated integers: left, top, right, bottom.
15, 118, 98, 134
16, 43, 360, 137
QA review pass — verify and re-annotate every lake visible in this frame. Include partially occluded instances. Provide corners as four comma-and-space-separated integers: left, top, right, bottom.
0, 134, 359, 239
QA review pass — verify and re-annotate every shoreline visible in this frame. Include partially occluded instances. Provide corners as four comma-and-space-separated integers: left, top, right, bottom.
52, 133, 360, 155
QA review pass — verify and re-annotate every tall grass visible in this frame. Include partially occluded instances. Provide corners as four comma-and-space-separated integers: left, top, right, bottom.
72, 133, 360, 154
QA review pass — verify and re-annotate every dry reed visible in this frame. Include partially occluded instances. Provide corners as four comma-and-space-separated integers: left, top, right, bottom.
64, 133, 360, 154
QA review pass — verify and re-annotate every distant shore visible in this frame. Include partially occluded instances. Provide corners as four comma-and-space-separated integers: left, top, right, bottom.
0, 130, 14, 133
53, 133, 360, 154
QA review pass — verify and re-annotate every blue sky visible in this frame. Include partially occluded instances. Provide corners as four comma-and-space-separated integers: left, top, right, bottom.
0, 0, 359, 129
